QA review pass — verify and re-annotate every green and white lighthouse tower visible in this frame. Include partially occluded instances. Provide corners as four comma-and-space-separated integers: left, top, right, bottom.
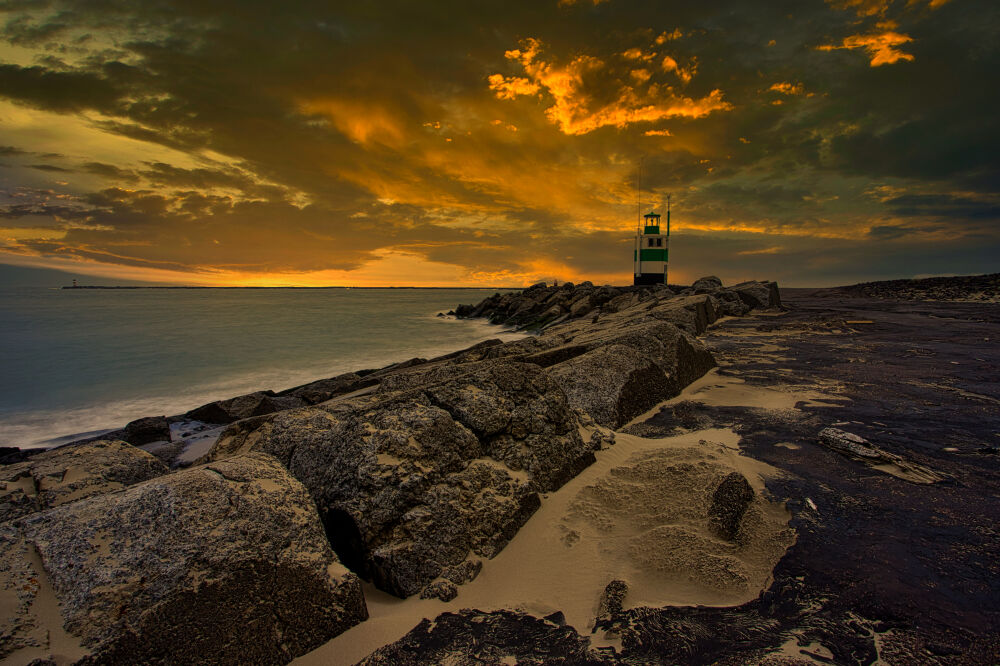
633, 195, 670, 286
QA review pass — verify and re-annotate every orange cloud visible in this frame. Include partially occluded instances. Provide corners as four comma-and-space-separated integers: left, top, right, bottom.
655, 29, 683, 44
487, 74, 540, 100
489, 38, 731, 136
769, 81, 805, 95
827, 0, 890, 17
644, 129, 672, 137
661, 55, 695, 84
827, 0, 951, 15
737, 245, 784, 255
297, 98, 407, 145
818, 30, 915, 66
622, 48, 656, 62
630, 68, 652, 83
467, 256, 621, 288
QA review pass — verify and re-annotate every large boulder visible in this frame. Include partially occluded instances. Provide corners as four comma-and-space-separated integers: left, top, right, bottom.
692, 276, 723, 291
185, 390, 307, 424
123, 416, 171, 445
201, 359, 594, 599
648, 294, 719, 335
0, 440, 167, 522
540, 319, 716, 428
547, 344, 673, 428
276, 372, 374, 404
730, 280, 782, 309
0, 452, 367, 664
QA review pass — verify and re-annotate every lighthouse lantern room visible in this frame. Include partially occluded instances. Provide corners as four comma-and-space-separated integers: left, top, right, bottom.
633, 200, 670, 286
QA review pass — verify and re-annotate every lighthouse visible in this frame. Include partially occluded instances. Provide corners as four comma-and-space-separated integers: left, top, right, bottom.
633, 197, 670, 286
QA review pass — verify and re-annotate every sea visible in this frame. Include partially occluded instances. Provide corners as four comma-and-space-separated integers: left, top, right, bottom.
0, 287, 524, 449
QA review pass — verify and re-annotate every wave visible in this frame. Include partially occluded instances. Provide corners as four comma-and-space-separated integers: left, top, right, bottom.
1, 315, 525, 449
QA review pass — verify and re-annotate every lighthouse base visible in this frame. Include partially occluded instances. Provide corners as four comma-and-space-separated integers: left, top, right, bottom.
634, 273, 667, 286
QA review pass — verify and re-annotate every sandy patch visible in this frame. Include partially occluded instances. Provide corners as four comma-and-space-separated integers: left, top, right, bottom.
623, 368, 838, 430
295, 424, 794, 666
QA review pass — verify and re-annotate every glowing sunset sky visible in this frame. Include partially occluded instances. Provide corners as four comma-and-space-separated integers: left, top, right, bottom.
0, 0, 997, 286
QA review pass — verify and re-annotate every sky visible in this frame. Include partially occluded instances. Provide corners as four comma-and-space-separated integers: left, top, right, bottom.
0, 0, 997, 287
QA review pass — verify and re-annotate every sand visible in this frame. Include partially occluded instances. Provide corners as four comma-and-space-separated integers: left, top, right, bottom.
294, 368, 822, 665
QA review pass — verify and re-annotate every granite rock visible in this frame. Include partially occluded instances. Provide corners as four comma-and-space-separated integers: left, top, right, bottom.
0, 452, 367, 664
201, 359, 593, 599
692, 275, 724, 291
0, 440, 167, 522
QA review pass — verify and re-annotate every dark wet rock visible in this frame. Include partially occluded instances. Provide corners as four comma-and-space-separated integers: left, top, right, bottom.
185, 390, 276, 424
544, 610, 567, 625
731, 280, 782, 310
431, 338, 504, 363
201, 359, 592, 599
358, 609, 615, 665
252, 393, 308, 415
122, 415, 170, 445
0, 452, 367, 664
185, 389, 316, 424
817, 427, 947, 484
709, 472, 755, 541
0, 447, 35, 465
692, 275, 724, 291
594, 580, 629, 631
276, 371, 370, 404
0, 440, 167, 522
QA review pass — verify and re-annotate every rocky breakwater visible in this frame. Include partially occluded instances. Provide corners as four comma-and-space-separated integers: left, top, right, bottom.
452, 277, 780, 330
0, 446, 367, 664
453, 276, 780, 429
197, 276, 780, 605
841, 272, 999, 301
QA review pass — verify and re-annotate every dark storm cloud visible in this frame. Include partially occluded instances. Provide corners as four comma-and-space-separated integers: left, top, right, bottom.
26, 163, 71, 172
886, 194, 1000, 221
0, 62, 126, 112
81, 161, 139, 182
0, 0, 996, 284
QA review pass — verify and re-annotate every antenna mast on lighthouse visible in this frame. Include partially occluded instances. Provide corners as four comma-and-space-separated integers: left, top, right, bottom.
636, 156, 643, 235
666, 193, 671, 237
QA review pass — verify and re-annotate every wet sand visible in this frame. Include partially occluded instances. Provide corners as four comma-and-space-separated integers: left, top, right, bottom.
295, 366, 816, 665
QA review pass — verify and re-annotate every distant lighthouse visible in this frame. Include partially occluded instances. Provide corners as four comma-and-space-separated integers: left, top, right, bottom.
633, 195, 670, 286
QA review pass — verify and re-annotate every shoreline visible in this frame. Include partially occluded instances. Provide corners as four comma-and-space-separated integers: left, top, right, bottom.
1, 310, 527, 454
3, 274, 998, 663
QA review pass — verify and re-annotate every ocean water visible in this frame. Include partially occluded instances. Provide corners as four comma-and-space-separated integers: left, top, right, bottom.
0, 287, 523, 448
